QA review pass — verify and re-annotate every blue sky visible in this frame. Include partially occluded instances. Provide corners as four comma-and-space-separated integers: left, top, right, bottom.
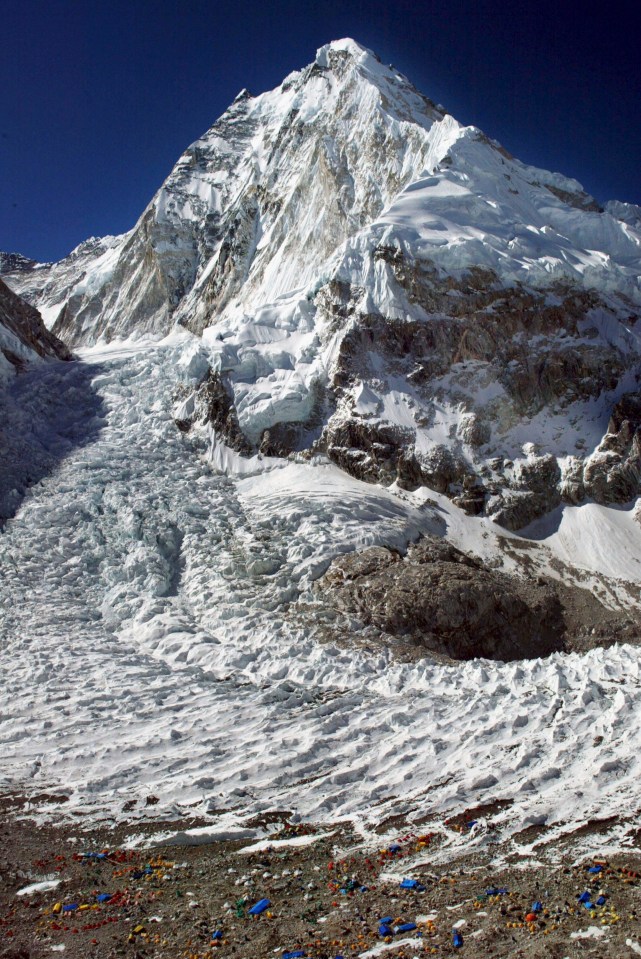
2, 0, 639, 262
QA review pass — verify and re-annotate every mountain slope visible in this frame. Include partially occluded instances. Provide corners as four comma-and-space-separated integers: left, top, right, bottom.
4, 39, 641, 346
3, 38, 641, 530
2, 40, 447, 344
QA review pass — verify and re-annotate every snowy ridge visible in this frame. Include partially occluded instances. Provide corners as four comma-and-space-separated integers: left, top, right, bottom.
5, 38, 640, 349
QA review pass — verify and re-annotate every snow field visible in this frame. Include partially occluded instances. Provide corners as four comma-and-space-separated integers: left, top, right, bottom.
0, 340, 641, 847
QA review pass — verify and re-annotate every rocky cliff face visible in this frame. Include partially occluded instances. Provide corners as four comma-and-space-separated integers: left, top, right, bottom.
0, 278, 71, 385
316, 262, 641, 529
0, 252, 38, 274
3, 38, 641, 530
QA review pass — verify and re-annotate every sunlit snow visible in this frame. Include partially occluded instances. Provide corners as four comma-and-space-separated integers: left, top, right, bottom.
1, 339, 641, 843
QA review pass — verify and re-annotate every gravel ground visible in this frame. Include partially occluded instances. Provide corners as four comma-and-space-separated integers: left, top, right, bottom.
2, 795, 641, 959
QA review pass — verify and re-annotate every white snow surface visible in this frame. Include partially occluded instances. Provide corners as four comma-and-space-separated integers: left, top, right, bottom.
570, 926, 608, 940
237, 832, 334, 854
521, 501, 641, 583
15, 879, 60, 897
1, 338, 641, 843
358, 938, 423, 957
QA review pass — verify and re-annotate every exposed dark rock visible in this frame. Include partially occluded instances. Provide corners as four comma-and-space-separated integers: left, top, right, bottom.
583, 392, 641, 503
608, 393, 641, 434
0, 278, 71, 366
259, 379, 327, 455
316, 537, 565, 661
487, 489, 549, 531
513, 453, 561, 495
397, 443, 469, 493
316, 536, 640, 662
456, 411, 491, 447
321, 418, 413, 484
173, 370, 252, 453
489, 453, 562, 530
0, 252, 38, 274
452, 484, 487, 515
543, 182, 604, 213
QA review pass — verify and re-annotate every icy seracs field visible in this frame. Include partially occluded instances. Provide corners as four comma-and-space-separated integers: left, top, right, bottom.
1, 336, 641, 846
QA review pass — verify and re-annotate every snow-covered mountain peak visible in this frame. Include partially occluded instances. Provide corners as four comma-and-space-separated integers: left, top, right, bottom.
4, 39, 453, 345
314, 36, 401, 81
312, 37, 421, 96
315, 36, 373, 63
232, 87, 253, 103
3, 40, 641, 540
6, 38, 640, 352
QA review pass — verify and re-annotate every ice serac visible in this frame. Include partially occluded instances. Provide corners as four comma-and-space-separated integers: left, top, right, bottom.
4, 38, 641, 528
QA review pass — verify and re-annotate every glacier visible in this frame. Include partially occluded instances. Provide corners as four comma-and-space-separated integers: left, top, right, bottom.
0, 39, 641, 844
1, 335, 641, 844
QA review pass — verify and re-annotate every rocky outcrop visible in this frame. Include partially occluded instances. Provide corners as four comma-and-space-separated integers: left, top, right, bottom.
582, 394, 641, 504
0, 278, 71, 372
0, 252, 38, 274
313, 261, 639, 527
488, 452, 562, 531
320, 418, 414, 484
316, 538, 565, 661
173, 370, 252, 453
315, 537, 640, 662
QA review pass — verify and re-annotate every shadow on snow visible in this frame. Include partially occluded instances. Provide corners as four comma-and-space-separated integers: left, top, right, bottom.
0, 358, 107, 526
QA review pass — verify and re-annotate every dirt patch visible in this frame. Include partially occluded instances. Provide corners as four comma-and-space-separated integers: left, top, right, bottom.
4, 797, 641, 958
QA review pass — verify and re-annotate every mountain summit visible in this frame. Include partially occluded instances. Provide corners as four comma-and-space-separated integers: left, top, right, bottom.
3, 39, 641, 530
4, 38, 640, 344
3, 38, 448, 343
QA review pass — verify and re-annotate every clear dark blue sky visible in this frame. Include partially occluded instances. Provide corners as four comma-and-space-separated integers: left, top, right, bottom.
2, 0, 639, 263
